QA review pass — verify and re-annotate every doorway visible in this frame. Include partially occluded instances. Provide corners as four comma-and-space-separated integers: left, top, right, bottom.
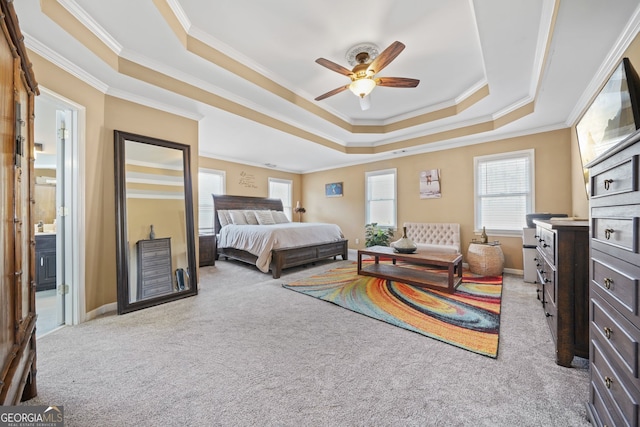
34, 88, 84, 336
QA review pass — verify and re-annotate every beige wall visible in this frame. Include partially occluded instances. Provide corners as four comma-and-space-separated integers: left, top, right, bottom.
199, 156, 302, 212
29, 52, 198, 314
302, 129, 573, 270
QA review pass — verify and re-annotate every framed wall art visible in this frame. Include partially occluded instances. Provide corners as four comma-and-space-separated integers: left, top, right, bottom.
325, 182, 343, 197
420, 169, 441, 199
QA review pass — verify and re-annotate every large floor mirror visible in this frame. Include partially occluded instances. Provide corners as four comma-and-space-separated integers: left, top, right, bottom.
114, 130, 198, 314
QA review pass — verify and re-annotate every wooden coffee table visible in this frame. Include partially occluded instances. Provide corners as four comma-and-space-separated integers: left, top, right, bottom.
357, 245, 463, 293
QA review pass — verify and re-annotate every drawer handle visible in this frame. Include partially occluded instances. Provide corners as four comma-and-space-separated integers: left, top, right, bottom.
604, 277, 613, 289
604, 228, 614, 240
604, 179, 614, 190
604, 376, 613, 389
604, 327, 613, 339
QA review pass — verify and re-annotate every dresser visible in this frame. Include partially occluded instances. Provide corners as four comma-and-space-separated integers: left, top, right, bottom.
533, 219, 590, 367
136, 238, 174, 300
585, 131, 640, 427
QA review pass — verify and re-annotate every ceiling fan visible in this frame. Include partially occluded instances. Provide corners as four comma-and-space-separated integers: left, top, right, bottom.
314, 41, 420, 110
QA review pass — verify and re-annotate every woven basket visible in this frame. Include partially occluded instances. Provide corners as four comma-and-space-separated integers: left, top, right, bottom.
467, 243, 504, 276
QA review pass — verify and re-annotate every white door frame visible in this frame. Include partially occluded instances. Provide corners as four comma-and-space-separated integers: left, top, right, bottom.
39, 87, 86, 325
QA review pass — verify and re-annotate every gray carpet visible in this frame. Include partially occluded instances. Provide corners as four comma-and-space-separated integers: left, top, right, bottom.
23, 255, 590, 426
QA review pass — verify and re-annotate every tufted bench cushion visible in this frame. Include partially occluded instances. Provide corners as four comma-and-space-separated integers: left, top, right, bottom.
402, 222, 461, 254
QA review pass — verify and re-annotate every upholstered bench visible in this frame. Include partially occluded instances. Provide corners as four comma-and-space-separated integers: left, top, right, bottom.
402, 222, 461, 254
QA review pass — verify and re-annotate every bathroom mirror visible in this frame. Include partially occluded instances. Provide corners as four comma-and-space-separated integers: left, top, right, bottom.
114, 130, 197, 314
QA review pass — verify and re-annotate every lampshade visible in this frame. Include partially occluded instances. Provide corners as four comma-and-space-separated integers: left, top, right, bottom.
349, 78, 376, 98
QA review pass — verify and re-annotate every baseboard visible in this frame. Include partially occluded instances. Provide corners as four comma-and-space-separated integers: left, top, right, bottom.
85, 302, 117, 321
504, 267, 523, 276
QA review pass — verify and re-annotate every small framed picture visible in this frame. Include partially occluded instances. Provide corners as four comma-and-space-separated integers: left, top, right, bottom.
325, 182, 343, 197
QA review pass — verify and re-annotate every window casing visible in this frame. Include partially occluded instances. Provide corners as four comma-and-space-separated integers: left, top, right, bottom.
474, 149, 534, 234
198, 168, 225, 232
365, 168, 397, 228
268, 178, 293, 220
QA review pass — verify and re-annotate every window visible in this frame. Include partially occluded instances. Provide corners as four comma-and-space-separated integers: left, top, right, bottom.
474, 149, 534, 234
365, 168, 397, 228
198, 168, 225, 232
268, 178, 293, 220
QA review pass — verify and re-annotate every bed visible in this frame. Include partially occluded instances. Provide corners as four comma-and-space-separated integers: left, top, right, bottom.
212, 194, 348, 278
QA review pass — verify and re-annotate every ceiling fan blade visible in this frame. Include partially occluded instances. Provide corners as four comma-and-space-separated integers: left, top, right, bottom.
375, 77, 420, 88
315, 84, 350, 101
315, 58, 354, 77
367, 41, 405, 74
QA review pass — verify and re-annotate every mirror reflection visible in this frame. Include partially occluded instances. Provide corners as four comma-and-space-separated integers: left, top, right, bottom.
114, 131, 197, 314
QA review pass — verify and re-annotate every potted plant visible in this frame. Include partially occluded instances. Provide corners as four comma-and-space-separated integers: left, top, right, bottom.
364, 223, 395, 247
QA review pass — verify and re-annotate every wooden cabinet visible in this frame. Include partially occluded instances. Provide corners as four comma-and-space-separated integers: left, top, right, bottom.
199, 233, 216, 267
35, 234, 56, 291
586, 130, 640, 427
137, 238, 173, 299
534, 219, 590, 367
0, 0, 39, 404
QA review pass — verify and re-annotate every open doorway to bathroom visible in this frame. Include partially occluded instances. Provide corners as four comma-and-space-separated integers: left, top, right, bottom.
34, 89, 83, 336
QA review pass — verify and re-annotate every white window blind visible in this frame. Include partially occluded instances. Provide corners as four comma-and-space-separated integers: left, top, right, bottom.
268, 178, 293, 220
474, 150, 534, 233
365, 169, 397, 228
198, 169, 225, 232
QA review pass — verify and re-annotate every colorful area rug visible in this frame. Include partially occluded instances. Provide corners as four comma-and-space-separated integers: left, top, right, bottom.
283, 261, 502, 358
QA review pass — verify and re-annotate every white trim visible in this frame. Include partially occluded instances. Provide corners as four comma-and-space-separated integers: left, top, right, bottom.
24, 36, 109, 93
38, 87, 86, 326
58, 0, 122, 54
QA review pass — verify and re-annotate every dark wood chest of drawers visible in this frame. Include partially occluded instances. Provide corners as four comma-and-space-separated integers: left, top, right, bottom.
136, 238, 173, 300
586, 130, 640, 427
534, 219, 590, 367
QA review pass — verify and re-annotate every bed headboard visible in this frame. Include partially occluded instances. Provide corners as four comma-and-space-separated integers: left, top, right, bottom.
212, 194, 284, 234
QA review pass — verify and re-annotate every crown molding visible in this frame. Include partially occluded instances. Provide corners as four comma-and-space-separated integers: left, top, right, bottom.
58, 0, 122, 54
24, 34, 109, 93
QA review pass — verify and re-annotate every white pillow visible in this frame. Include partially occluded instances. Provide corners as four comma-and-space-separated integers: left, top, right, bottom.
243, 210, 259, 225
217, 210, 231, 227
272, 211, 289, 224
254, 210, 275, 225
229, 210, 248, 225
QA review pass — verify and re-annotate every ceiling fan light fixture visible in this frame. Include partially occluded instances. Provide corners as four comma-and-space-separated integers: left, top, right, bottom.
349, 78, 376, 98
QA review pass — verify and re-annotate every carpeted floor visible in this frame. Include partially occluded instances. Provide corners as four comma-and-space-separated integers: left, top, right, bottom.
283, 262, 502, 357
22, 255, 590, 426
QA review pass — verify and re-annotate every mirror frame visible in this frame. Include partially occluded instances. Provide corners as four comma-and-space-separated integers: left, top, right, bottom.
114, 130, 198, 314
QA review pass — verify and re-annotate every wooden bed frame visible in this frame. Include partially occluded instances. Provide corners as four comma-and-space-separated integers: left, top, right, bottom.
212, 194, 348, 278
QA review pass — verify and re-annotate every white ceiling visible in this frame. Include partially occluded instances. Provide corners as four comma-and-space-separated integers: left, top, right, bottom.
15, 0, 640, 173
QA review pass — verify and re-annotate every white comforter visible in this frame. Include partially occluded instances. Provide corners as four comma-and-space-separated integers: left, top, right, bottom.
217, 222, 344, 273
